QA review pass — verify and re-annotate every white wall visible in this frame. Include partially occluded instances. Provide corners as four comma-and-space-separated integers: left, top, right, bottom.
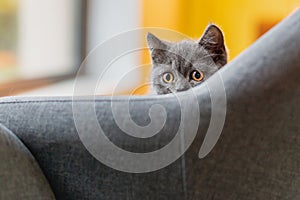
18, 0, 78, 79
87, 0, 141, 54
86, 0, 142, 91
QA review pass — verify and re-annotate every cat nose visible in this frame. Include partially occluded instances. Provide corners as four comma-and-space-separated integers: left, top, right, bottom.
176, 88, 187, 92
176, 85, 191, 92
175, 78, 191, 92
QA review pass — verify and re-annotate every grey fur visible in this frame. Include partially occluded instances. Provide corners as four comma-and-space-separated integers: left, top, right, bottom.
147, 24, 227, 94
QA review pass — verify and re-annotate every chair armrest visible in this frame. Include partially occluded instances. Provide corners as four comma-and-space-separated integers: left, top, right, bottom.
0, 123, 55, 200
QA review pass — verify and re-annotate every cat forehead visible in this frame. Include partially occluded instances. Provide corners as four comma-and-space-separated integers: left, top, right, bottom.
169, 40, 204, 56
170, 40, 197, 50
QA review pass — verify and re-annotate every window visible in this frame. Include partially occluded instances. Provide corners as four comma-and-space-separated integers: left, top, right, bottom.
0, 0, 85, 95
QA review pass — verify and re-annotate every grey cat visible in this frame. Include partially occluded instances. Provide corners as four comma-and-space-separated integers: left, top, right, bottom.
146, 24, 227, 94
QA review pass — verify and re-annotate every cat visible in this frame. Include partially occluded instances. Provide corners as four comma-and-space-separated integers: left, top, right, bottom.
146, 24, 227, 94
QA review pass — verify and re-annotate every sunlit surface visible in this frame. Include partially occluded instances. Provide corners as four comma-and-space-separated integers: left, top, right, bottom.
0, 0, 18, 83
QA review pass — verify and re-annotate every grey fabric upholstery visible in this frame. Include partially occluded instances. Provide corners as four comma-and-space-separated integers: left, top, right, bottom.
0, 9, 299, 200
0, 124, 55, 200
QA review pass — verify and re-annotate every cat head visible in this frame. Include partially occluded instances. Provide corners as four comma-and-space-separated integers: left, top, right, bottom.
147, 24, 227, 94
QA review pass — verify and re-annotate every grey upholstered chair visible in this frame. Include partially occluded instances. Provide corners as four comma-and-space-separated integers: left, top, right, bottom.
0, 9, 299, 200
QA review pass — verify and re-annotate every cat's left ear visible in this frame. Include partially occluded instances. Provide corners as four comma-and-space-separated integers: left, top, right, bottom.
199, 24, 227, 67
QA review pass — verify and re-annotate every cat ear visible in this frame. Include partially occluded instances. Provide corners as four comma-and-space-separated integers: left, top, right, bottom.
146, 33, 170, 64
199, 24, 227, 67
146, 32, 168, 51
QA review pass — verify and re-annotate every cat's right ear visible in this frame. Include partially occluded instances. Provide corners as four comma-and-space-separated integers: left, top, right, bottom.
146, 32, 167, 51
146, 33, 169, 63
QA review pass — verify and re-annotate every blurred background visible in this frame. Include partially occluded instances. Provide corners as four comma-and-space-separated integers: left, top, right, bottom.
0, 0, 299, 96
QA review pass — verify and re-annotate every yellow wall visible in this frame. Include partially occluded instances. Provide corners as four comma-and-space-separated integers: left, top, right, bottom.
142, 0, 299, 59
135, 0, 299, 95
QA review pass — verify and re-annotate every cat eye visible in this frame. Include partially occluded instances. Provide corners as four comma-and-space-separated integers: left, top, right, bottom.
162, 73, 174, 83
191, 69, 204, 82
